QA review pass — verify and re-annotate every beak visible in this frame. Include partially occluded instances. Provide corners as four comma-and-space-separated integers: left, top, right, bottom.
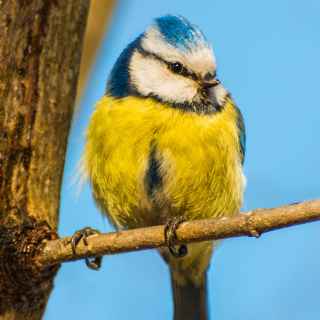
201, 78, 220, 89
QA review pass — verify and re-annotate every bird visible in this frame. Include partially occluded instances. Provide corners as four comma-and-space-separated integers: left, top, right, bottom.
75, 14, 246, 320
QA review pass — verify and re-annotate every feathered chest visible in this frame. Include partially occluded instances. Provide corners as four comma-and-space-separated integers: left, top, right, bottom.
83, 96, 245, 229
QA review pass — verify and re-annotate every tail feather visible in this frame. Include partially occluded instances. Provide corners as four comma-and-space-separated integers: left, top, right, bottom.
171, 271, 209, 320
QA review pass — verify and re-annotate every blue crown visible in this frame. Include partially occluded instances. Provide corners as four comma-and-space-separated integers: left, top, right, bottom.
107, 15, 211, 98
154, 15, 210, 52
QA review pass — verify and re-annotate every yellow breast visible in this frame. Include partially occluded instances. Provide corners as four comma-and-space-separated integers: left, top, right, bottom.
82, 95, 245, 230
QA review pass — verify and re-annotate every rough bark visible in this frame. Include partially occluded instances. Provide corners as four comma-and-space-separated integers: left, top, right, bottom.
0, 0, 90, 319
36, 199, 320, 267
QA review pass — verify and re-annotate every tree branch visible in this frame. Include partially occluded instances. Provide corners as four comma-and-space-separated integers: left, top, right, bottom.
36, 198, 320, 267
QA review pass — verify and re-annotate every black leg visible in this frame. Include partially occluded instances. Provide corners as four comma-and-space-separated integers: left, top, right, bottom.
71, 227, 102, 270
164, 216, 188, 258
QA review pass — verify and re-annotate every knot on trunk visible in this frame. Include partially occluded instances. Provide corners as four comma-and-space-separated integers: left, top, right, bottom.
0, 213, 60, 311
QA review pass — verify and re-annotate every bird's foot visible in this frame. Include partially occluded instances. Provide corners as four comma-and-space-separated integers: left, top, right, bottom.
164, 216, 188, 258
72, 227, 102, 270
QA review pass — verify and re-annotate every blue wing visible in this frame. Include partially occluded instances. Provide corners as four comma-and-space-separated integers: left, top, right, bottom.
235, 107, 246, 165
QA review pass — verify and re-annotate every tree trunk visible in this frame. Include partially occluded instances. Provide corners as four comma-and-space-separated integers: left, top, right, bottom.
0, 0, 90, 318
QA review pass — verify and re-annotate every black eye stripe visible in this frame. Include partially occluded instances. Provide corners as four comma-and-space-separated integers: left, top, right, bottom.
167, 62, 199, 81
136, 44, 200, 81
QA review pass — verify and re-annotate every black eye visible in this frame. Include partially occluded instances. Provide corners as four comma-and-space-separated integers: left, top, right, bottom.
169, 62, 183, 74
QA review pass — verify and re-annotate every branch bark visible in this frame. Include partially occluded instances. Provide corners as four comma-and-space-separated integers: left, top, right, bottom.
36, 198, 320, 267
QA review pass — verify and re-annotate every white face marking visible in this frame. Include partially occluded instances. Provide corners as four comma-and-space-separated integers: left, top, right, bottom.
129, 27, 228, 107
130, 51, 198, 104
141, 27, 217, 77
209, 83, 228, 106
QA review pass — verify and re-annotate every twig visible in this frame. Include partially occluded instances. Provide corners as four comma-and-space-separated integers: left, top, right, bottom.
36, 199, 320, 267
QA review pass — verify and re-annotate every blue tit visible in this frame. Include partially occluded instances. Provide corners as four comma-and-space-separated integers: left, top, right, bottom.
81, 14, 246, 320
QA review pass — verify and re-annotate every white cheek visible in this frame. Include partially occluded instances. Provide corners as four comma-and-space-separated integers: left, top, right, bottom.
210, 83, 228, 105
130, 51, 198, 104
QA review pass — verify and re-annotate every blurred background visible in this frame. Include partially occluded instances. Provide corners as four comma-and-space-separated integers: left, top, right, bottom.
44, 0, 320, 319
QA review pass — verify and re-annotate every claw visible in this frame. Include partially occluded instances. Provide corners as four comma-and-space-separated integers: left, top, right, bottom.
85, 256, 102, 271
164, 216, 188, 258
71, 227, 102, 270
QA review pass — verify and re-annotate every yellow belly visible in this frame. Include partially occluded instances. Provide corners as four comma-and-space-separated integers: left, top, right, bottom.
82, 95, 245, 230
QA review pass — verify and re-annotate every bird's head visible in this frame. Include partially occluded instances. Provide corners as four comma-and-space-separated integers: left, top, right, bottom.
107, 15, 228, 114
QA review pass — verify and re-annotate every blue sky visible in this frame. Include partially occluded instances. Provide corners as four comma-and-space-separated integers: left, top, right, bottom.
44, 0, 320, 319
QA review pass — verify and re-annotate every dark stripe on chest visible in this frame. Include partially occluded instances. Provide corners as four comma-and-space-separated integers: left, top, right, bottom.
146, 146, 162, 196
